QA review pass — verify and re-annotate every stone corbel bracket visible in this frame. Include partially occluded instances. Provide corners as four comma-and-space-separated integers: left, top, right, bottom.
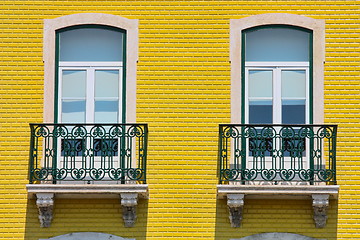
227, 193, 244, 227
27, 184, 148, 228
217, 185, 339, 228
35, 193, 54, 227
312, 194, 329, 228
120, 193, 138, 227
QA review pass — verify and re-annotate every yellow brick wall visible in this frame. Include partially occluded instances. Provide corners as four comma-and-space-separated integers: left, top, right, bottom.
0, 1, 358, 239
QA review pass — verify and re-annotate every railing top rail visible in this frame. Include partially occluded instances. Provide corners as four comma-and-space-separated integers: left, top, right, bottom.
30, 123, 148, 126
219, 124, 337, 128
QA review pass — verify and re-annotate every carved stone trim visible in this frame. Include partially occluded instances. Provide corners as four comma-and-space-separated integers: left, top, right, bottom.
227, 193, 244, 227
218, 185, 338, 228
27, 184, 148, 228
312, 194, 329, 228
36, 193, 54, 228
120, 193, 138, 227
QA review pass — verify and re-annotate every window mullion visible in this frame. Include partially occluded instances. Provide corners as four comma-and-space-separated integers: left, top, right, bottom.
118, 67, 123, 124
244, 67, 249, 124
273, 68, 281, 124
305, 67, 310, 124
87, 67, 95, 123
58, 67, 63, 123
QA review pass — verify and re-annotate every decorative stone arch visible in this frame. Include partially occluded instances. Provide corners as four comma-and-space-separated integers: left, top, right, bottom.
231, 232, 324, 240
39, 232, 135, 240
43, 13, 138, 123
230, 13, 325, 124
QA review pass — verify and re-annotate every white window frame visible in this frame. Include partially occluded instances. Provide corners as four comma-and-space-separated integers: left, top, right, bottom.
244, 61, 310, 125
58, 63, 125, 176
244, 63, 311, 176
58, 61, 123, 123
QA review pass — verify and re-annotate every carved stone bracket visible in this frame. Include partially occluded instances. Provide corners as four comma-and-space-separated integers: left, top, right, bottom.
35, 193, 54, 228
312, 194, 329, 228
120, 193, 138, 227
27, 184, 148, 228
227, 193, 244, 227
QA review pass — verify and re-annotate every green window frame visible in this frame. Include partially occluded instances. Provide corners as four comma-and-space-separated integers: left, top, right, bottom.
241, 25, 314, 125
54, 25, 127, 124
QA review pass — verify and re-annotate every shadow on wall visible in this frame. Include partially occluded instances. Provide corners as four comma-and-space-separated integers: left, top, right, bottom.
214, 198, 338, 240
24, 197, 148, 240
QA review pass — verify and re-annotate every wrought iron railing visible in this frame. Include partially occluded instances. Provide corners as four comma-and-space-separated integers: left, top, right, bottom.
218, 124, 337, 184
29, 123, 148, 184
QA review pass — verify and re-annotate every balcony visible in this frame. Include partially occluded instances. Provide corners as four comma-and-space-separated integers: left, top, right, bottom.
217, 124, 339, 228
26, 123, 148, 228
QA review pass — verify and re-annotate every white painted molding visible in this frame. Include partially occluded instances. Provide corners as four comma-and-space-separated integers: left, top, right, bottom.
28, 184, 148, 228
39, 232, 135, 240
231, 232, 324, 240
312, 194, 329, 228
227, 194, 244, 227
217, 185, 339, 199
35, 193, 54, 228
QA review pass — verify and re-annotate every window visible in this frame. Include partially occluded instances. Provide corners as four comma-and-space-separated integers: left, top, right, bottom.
43, 13, 138, 123
244, 26, 311, 125
57, 26, 125, 124
40, 13, 140, 182
230, 13, 325, 124
229, 13, 325, 182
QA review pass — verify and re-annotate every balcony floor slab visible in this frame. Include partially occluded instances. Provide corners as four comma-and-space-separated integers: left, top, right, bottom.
26, 184, 149, 199
217, 184, 339, 200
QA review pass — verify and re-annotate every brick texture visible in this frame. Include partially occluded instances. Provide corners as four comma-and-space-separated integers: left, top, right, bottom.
0, 1, 358, 239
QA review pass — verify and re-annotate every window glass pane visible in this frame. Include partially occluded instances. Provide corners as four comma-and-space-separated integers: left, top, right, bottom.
282, 70, 306, 98
59, 27, 123, 61
249, 100, 272, 124
62, 100, 85, 123
95, 70, 119, 98
282, 100, 305, 124
94, 100, 118, 123
93, 139, 118, 157
249, 70, 272, 98
245, 27, 310, 62
62, 70, 86, 98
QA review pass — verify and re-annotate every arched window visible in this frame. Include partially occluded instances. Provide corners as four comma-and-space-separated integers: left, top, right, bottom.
38, 13, 140, 183
243, 25, 311, 125
43, 13, 138, 123
230, 13, 325, 125
57, 25, 125, 124
228, 13, 326, 182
